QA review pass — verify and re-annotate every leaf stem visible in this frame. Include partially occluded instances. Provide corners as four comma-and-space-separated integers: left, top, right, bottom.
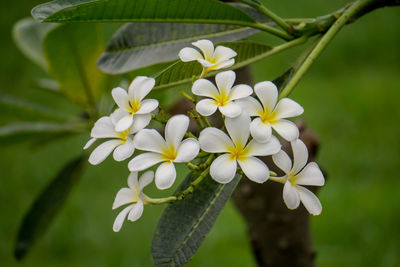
279, 0, 374, 99
250, 23, 293, 40
254, 4, 293, 33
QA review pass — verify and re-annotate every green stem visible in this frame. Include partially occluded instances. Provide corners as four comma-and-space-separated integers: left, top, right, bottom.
250, 23, 293, 40
255, 5, 293, 33
279, 0, 374, 99
144, 166, 211, 205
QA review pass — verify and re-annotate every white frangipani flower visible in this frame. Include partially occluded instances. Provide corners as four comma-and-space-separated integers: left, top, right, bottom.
237, 81, 304, 142
84, 109, 151, 165
111, 76, 158, 132
199, 112, 281, 184
192, 70, 252, 118
272, 139, 325, 215
178, 39, 237, 71
112, 171, 153, 232
128, 115, 200, 190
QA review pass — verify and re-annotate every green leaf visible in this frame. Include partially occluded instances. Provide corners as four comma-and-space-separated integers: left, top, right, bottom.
14, 155, 87, 260
151, 172, 241, 266
12, 17, 57, 70
0, 121, 88, 146
0, 95, 70, 121
32, 0, 255, 26
97, 3, 272, 74
153, 41, 273, 90
97, 23, 260, 74
43, 23, 107, 106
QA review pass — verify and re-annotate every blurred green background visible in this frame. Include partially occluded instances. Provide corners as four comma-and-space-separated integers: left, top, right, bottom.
1, 0, 399, 266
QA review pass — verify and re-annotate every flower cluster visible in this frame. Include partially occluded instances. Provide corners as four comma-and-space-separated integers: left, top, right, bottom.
85, 39, 325, 231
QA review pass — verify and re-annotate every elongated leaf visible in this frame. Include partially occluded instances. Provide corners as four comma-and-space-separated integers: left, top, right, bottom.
97, 3, 271, 74
152, 172, 241, 266
43, 23, 107, 105
153, 41, 272, 90
14, 155, 87, 260
0, 95, 69, 121
0, 121, 88, 146
12, 18, 57, 70
32, 0, 255, 26
97, 23, 260, 74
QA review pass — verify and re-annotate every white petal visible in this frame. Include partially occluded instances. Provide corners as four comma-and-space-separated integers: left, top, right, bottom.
210, 154, 237, 184
128, 152, 164, 171
215, 70, 235, 96
196, 98, 218, 116
229, 84, 253, 101
129, 76, 155, 101
115, 114, 134, 132
199, 127, 233, 153
272, 150, 292, 175
136, 99, 158, 114
297, 186, 322, 215
291, 139, 308, 174
179, 47, 203, 62
254, 81, 278, 113
91, 116, 119, 138
130, 114, 152, 134
165, 115, 189, 149
127, 199, 144, 221
225, 112, 250, 148
213, 45, 237, 63
197, 58, 214, 67
83, 138, 96, 149
138, 170, 154, 191
271, 119, 299, 142
127, 171, 139, 190
238, 156, 269, 183
112, 188, 136, 209
89, 139, 122, 165
249, 117, 272, 143
192, 39, 214, 60
113, 204, 133, 232
246, 135, 281, 156
274, 98, 304, 119
175, 138, 200, 163
134, 129, 166, 153
235, 96, 263, 117
218, 102, 242, 118
192, 79, 219, 98
155, 162, 176, 190
111, 87, 130, 110
110, 108, 130, 125
296, 162, 325, 186
113, 137, 135, 161
271, 119, 299, 141
213, 59, 235, 70
283, 181, 300, 209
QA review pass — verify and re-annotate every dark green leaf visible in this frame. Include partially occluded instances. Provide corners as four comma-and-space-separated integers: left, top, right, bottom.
32, 0, 255, 25
12, 17, 57, 70
153, 41, 272, 90
97, 23, 260, 74
0, 121, 88, 146
151, 172, 241, 266
43, 23, 107, 105
97, 3, 272, 74
0, 95, 70, 121
14, 155, 87, 260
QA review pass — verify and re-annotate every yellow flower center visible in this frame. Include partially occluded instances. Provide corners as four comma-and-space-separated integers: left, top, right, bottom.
129, 100, 141, 113
288, 171, 298, 185
259, 110, 277, 124
215, 92, 230, 107
228, 144, 249, 161
162, 146, 177, 161
118, 128, 131, 141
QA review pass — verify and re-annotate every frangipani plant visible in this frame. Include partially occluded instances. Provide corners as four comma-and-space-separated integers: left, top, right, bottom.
8, 0, 400, 265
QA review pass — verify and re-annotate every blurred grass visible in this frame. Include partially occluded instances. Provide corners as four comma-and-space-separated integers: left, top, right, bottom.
1, 0, 400, 266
